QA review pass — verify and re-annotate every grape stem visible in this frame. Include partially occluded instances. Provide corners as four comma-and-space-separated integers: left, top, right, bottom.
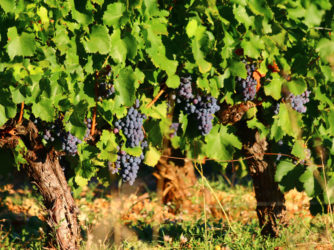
18, 102, 24, 124
91, 71, 99, 136
146, 86, 166, 108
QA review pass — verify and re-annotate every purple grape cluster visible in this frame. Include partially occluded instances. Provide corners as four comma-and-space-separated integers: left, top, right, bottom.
285, 90, 311, 113
33, 116, 92, 156
61, 118, 92, 156
61, 132, 82, 156
114, 106, 146, 148
236, 62, 257, 101
176, 76, 194, 103
185, 95, 220, 135
109, 141, 148, 185
32, 117, 63, 143
175, 76, 220, 135
170, 123, 180, 138
97, 81, 115, 101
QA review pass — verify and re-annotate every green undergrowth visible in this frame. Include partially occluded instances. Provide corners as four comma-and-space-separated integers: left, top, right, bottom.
0, 180, 333, 250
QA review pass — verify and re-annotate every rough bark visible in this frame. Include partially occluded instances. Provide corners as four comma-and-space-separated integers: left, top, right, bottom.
0, 121, 80, 249
154, 141, 197, 212
245, 132, 287, 236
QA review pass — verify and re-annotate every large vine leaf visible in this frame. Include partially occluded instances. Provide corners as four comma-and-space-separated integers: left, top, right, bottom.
7, 27, 36, 59
114, 67, 138, 106
103, 2, 126, 27
83, 25, 111, 54
203, 125, 242, 161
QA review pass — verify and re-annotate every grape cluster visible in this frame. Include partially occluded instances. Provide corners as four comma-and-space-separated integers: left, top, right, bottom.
33, 117, 63, 143
175, 76, 220, 135
285, 90, 311, 113
185, 95, 220, 135
61, 118, 93, 156
114, 107, 146, 148
236, 62, 257, 101
97, 81, 115, 101
176, 76, 194, 103
32, 116, 92, 156
61, 132, 82, 156
110, 141, 148, 185
170, 122, 179, 138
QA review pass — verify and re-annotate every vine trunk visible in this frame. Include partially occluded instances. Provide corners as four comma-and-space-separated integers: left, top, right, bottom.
0, 121, 80, 249
245, 132, 287, 236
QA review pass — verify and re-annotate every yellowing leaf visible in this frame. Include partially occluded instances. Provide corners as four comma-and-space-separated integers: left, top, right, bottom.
144, 146, 161, 167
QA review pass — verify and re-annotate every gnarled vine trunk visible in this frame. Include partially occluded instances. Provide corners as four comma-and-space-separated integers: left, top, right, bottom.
155, 147, 197, 210
0, 121, 80, 249
245, 132, 287, 236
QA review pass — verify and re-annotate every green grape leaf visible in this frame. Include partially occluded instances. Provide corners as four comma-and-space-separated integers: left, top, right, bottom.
83, 25, 111, 54
241, 33, 265, 58
114, 67, 137, 106
0, 0, 15, 13
144, 146, 161, 167
287, 78, 307, 95
66, 101, 88, 139
186, 19, 198, 38
103, 2, 125, 27
123, 34, 137, 59
9, 86, 25, 104
77, 143, 100, 178
69, 0, 93, 25
327, 111, 334, 136
191, 36, 212, 73
247, 117, 268, 137
75, 175, 89, 187
96, 130, 118, 162
123, 146, 142, 157
277, 103, 302, 138
110, 29, 127, 64
142, 101, 167, 120
31, 99, 55, 122
13, 140, 28, 166
299, 166, 317, 196
7, 27, 36, 59
270, 117, 284, 141
233, 5, 254, 29
291, 140, 306, 160
146, 120, 163, 147
275, 160, 295, 182
303, 4, 325, 28
166, 74, 180, 89
264, 74, 282, 100
203, 125, 242, 161
229, 60, 247, 78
